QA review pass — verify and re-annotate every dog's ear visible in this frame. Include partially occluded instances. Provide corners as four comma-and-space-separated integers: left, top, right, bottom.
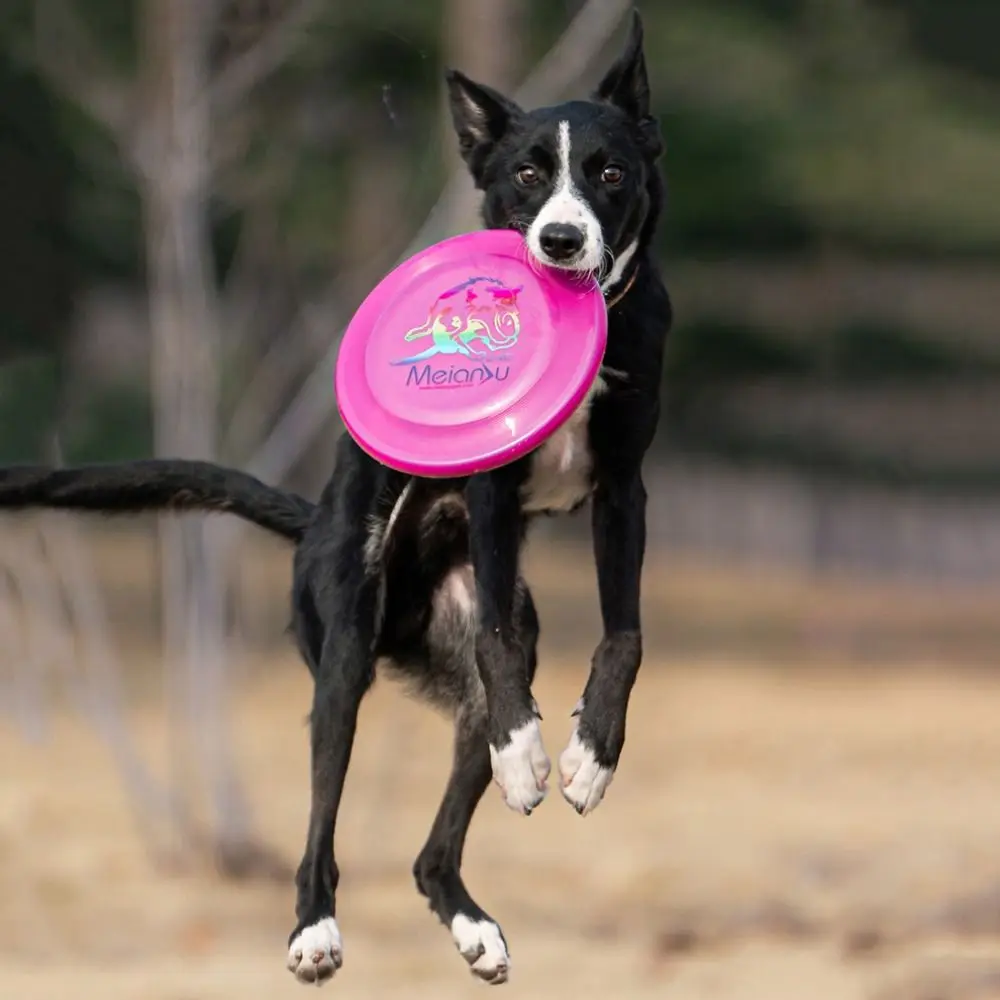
595, 10, 652, 122
594, 10, 662, 156
445, 70, 521, 180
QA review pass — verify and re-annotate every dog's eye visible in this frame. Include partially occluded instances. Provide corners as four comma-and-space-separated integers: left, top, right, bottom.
601, 164, 625, 185
515, 165, 540, 186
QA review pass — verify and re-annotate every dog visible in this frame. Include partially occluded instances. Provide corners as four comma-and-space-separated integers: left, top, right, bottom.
0, 10, 671, 986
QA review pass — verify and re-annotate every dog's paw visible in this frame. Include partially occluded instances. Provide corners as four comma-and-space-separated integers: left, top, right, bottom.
559, 726, 614, 816
287, 917, 343, 985
489, 719, 550, 815
451, 914, 511, 985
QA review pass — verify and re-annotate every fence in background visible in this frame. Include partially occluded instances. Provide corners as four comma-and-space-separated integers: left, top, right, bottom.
542, 459, 1000, 586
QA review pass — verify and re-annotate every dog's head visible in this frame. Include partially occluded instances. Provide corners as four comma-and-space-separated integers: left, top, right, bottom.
445, 11, 662, 289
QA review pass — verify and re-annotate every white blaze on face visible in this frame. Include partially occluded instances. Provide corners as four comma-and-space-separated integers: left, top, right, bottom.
527, 121, 604, 274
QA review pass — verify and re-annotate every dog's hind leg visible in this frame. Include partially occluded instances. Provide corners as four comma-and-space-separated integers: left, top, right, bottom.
413, 584, 540, 985
286, 612, 374, 985
286, 531, 379, 985
414, 705, 507, 982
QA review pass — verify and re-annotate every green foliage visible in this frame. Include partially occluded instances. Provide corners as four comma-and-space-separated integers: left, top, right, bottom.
657, 106, 817, 257
61, 382, 153, 463
665, 319, 811, 388
74, 0, 137, 76
661, 317, 1000, 491
874, 0, 1000, 85
641, 0, 1000, 257
0, 1, 32, 41
668, 422, 1000, 495
0, 357, 152, 464
61, 103, 143, 284
0, 357, 62, 461
0, 55, 79, 361
828, 322, 1000, 380
665, 317, 997, 390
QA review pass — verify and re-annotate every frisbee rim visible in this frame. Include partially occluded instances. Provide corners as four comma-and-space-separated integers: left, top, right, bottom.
334, 230, 607, 479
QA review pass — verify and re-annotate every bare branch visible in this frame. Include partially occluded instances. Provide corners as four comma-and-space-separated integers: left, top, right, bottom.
36, 515, 189, 851
223, 297, 338, 463
33, 0, 135, 147
1, 530, 76, 736
514, 0, 633, 109
210, 0, 328, 113
0, 555, 46, 742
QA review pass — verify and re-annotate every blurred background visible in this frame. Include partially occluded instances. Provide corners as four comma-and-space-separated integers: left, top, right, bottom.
2, 1, 1000, 998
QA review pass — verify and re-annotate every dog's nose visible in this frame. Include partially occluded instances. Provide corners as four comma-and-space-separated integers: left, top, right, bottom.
538, 223, 585, 261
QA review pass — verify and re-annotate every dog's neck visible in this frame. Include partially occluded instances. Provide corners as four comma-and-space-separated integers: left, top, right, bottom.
601, 238, 641, 311
604, 266, 639, 311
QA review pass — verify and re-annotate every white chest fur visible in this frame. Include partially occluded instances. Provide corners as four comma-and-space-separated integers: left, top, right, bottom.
521, 375, 607, 514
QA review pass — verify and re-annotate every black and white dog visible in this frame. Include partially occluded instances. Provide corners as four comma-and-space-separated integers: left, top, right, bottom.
0, 10, 671, 986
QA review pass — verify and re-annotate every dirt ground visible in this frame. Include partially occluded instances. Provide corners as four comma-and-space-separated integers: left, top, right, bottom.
3, 539, 1000, 1000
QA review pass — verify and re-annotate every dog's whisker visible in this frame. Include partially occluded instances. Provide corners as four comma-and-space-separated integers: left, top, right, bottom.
508, 215, 531, 237
599, 247, 615, 284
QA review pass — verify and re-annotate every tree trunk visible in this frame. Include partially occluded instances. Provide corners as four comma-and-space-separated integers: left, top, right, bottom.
441, 0, 523, 232
139, 0, 251, 858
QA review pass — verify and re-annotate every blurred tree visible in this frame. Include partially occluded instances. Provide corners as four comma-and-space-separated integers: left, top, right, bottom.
440, 0, 524, 231
138, 0, 244, 866
10, 0, 340, 876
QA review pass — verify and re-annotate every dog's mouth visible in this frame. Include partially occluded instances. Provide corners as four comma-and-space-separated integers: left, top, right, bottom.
526, 240, 606, 283
531, 251, 609, 291
534, 249, 589, 271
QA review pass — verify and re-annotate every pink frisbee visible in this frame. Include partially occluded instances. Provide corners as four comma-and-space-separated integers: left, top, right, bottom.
335, 230, 607, 478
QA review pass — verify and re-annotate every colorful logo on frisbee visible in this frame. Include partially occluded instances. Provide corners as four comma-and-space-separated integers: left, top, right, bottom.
391, 276, 522, 367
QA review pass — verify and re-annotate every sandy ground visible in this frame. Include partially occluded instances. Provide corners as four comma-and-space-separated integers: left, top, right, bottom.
2, 539, 1000, 999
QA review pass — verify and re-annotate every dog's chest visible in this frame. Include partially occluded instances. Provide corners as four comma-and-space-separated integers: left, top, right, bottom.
521, 377, 605, 514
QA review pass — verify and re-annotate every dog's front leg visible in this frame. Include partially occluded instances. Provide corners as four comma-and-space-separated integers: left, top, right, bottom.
466, 470, 550, 815
560, 470, 646, 815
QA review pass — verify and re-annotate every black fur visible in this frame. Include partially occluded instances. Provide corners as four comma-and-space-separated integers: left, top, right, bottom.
0, 10, 672, 986
0, 460, 314, 540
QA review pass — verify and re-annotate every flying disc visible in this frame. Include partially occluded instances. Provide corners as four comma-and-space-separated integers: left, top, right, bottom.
335, 229, 607, 478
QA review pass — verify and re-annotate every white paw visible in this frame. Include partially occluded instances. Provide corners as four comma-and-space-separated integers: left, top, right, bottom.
489, 719, 550, 815
559, 727, 613, 815
287, 917, 343, 985
451, 914, 511, 985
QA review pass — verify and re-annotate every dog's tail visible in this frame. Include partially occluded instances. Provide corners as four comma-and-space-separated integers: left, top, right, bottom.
0, 460, 315, 542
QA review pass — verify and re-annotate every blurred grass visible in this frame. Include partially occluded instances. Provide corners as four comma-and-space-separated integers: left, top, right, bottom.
5, 527, 1000, 997
5, 526, 1000, 680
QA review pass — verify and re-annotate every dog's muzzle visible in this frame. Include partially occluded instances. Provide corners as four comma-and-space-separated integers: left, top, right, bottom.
537, 223, 585, 263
